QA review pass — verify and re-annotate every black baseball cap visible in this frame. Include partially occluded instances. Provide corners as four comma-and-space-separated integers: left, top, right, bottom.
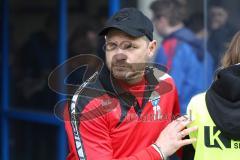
99, 8, 154, 41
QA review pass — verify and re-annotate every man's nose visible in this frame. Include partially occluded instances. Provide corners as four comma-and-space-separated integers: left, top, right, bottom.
114, 48, 127, 61
113, 51, 127, 61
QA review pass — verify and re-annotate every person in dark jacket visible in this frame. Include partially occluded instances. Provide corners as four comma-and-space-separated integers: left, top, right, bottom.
208, 2, 238, 69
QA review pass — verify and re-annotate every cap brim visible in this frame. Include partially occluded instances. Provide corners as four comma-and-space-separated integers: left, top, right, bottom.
98, 24, 144, 38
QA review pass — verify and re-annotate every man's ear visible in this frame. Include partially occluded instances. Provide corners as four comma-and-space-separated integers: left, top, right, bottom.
148, 40, 157, 58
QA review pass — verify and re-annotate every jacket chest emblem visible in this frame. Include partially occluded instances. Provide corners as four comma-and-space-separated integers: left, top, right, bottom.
149, 91, 162, 120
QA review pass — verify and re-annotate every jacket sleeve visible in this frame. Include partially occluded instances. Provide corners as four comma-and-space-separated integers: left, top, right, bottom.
64, 104, 162, 160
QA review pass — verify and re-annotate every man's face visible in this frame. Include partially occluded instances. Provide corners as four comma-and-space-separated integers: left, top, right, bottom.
105, 29, 156, 84
210, 7, 228, 30
152, 15, 168, 37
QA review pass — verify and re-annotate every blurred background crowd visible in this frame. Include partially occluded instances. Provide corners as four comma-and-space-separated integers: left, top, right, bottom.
0, 0, 239, 159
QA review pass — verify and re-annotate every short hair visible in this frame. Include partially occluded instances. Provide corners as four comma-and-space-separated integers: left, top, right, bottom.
221, 31, 240, 68
150, 0, 187, 26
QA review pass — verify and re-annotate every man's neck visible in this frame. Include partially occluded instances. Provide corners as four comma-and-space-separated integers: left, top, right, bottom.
165, 23, 184, 36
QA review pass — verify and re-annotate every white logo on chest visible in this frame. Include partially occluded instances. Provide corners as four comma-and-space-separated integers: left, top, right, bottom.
149, 91, 162, 120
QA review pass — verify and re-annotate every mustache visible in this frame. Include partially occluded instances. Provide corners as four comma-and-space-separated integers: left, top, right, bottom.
111, 62, 131, 68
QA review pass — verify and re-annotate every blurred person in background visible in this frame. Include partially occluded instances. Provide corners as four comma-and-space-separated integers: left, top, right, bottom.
15, 13, 58, 110
208, 1, 238, 69
187, 30, 240, 160
185, 12, 214, 87
150, 0, 208, 115
10, 13, 58, 160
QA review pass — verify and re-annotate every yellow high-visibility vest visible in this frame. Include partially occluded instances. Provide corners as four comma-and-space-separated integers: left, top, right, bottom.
187, 92, 240, 160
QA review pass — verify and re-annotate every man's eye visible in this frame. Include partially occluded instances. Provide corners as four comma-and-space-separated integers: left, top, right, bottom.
107, 43, 116, 47
121, 42, 136, 50
131, 45, 138, 48
106, 43, 117, 50
123, 43, 132, 49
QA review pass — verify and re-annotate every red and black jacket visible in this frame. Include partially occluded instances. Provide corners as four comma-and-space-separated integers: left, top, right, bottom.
64, 66, 180, 160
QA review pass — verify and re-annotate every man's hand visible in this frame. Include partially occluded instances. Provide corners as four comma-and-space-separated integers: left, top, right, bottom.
155, 116, 197, 157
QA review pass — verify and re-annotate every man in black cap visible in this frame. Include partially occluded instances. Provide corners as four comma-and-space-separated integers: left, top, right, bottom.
64, 8, 197, 160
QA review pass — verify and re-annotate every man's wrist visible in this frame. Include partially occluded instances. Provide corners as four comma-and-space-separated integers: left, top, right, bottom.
151, 143, 167, 160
